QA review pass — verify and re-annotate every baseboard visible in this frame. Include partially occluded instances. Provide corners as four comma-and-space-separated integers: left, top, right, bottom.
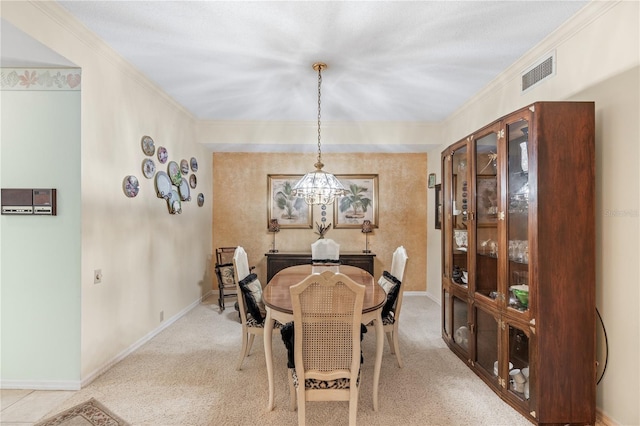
0, 379, 81, 391
80, 292, 212, 388
403, 291, 427, 296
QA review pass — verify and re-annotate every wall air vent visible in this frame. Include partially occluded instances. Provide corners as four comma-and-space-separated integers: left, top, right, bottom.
521, 51, 556, 93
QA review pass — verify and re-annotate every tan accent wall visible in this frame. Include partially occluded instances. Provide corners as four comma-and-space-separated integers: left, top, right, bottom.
212, 152, 428, 291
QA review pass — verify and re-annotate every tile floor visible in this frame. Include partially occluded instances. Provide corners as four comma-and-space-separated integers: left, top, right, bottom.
1, 389, 76, 425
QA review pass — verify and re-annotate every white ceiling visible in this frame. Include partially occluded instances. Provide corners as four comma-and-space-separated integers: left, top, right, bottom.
32, 0, 588, 123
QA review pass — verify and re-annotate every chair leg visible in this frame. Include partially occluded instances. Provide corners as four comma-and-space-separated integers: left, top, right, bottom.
348, 386, 359, 426
386, 330, 395, 354
218, 287, 225, 311
288, 369, 296, 411
391, 326, 403, 368
246, 333, 255, 357
297, 388, 306, 426
236, 331, 248, 370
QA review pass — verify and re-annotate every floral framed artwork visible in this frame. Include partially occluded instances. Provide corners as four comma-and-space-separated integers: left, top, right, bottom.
267, 174, 312, 229
477, 175, 498, 226
333, 174, 379, 229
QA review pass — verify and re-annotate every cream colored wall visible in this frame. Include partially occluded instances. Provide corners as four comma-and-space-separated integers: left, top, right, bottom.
212, 153, 427, 292
586, 65, 639, 426
426, 152, 443, 302
1, 2, 213, 382
437, 2, 639, 424
197, 119, 441, 149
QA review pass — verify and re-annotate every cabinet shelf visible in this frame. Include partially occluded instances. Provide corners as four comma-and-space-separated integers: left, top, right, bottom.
440, 102, 595, 425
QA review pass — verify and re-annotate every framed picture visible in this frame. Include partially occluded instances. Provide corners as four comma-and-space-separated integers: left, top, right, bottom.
267, 174, 312, 229
428, 173, 436, 188
334, 174, 378, 229
477, 175, 498, 226
435, 183, 442, 229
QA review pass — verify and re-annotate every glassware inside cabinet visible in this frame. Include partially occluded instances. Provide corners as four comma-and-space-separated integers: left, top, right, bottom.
475, 132, 499, 299
451, 145, 468, 287
452, 295, 469, 352
508, 324, 531, 401
475, 306, 499, 380
507, 119, 530, 312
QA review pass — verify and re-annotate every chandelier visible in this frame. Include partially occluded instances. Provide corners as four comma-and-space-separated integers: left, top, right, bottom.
292, 62, 346, 205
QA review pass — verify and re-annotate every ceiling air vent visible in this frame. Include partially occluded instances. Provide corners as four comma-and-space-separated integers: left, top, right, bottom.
521, 51, 556, 93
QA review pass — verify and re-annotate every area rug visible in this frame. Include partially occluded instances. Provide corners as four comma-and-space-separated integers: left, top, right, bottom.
35, 398, 130, 426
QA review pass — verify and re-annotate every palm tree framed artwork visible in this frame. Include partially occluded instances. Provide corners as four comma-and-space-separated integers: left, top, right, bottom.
333, 174, 379, 229
267, 174, 312, 228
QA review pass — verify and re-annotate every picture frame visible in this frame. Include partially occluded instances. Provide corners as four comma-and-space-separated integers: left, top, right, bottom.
333, 174, 379, 229
267, 174, 312, 229
476, 175, 498, 226
428, 173, 436, 188
435, 183, 442, 229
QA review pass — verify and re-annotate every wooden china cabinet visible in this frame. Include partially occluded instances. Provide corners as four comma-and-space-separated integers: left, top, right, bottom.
440, 102, 595, 425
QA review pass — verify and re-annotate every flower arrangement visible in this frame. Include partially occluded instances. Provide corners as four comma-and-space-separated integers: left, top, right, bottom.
315, 221, 331, 239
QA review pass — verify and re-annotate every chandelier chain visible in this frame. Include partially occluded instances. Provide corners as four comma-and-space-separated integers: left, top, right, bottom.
317, 66, 322, 165
290, 61, 345, 206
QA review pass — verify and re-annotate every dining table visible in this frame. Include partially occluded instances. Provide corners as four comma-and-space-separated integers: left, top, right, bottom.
262, 264, 387, 411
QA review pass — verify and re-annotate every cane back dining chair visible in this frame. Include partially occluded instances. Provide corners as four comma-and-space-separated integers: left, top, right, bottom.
232, 246, 280, 370
287, 270, 365, 426
372, 246, 408, 368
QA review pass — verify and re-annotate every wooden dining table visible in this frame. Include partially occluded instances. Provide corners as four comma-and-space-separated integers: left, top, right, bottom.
262, 264, 387, 411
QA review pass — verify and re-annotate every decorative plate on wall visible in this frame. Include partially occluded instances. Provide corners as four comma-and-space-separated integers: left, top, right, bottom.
154, 171, 172, 199
168, 189, 182, 214
142, 158, 156, 179
190, 157, 198, 172
189, 174, 197, 188
197, 193, 204, 207
180, 159, 189, 175
167, 161, 182, 185
157, 146, 168, 164
123, 175, 140, 198
141, 135, 155, 156
179, 177, 191, 201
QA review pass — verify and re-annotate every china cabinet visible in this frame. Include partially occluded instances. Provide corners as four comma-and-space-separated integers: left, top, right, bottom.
441, 102, 595, 425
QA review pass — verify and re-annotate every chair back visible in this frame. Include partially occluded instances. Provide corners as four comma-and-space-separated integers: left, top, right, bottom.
233, 246, 251, 323
216, 246, 236, 265
311, 238, 340, 261
389, 246, 409, 318
290, 270, 364, 383
390, 246, 408, 282
215, 247, 237, 292
233, 246, 251, 280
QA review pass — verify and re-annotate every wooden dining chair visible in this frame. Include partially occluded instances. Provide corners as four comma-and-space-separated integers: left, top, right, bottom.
232, 246, 280, 370
214, 247, 237, 311
371, 246, 409, 368
286, 270, 365, 426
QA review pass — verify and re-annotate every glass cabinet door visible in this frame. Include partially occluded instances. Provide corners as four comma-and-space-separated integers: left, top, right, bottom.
506, 118, 530, 312
450, 144, 469, 287
474, 131, 499, 300
443, 289, 451, 338
507, 324, 532, 403
452, 295, 469, 353
474, 305, 499, 380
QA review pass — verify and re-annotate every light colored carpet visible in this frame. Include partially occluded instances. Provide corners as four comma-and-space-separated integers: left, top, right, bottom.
35, 398, 129, 426
41, 294, 532, 425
